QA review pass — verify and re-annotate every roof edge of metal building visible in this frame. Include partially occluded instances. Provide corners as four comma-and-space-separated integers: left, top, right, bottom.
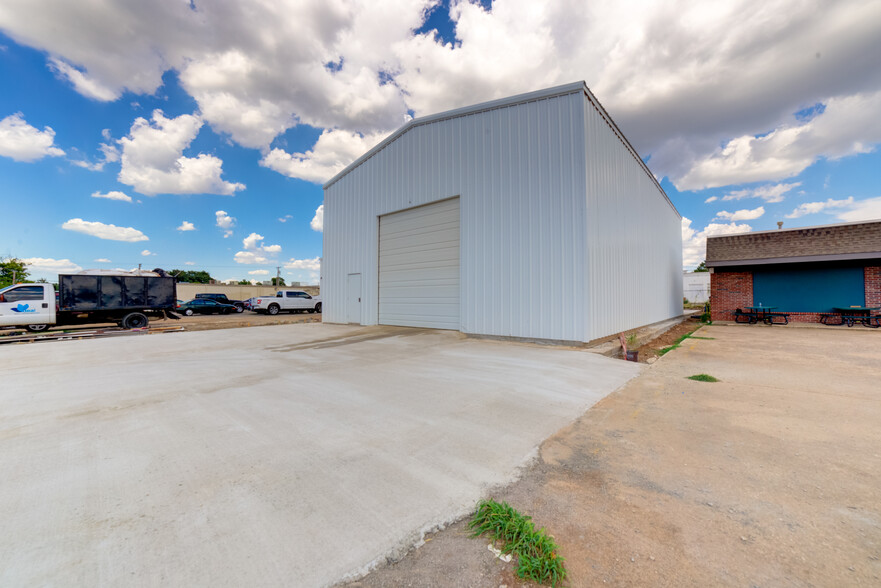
323, 81, 679, 217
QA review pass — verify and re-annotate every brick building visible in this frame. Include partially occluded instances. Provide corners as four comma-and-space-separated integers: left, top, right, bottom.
706, 220, 881, 322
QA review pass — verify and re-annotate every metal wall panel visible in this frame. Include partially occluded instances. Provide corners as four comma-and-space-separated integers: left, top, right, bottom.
324, 87, 682, 342
324, 90, 587, 341
583, 98, 683, 341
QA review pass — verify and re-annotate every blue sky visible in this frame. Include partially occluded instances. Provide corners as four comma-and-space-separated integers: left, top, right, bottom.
1, 0, 880, 282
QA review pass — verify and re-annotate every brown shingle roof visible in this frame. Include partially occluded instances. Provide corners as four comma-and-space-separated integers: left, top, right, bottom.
706, 220, 881, 266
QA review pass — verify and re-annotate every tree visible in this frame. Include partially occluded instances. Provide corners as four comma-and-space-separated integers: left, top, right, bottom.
237, 279, 251, 285
271, 277, 286, 286
694, 260, 709, 272
171, 269, 213, 283
0, 257, 30, 288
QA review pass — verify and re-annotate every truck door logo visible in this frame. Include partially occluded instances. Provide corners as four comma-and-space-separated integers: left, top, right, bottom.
11, 303, 36, 313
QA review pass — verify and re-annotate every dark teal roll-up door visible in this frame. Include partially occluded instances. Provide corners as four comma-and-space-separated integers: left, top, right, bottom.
752, 266, 865, 312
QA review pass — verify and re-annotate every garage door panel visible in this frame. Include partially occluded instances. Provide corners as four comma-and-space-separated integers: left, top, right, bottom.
379, 198, 460, 329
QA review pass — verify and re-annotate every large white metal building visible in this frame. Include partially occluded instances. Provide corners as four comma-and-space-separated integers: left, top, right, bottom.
322, 81, 682, 343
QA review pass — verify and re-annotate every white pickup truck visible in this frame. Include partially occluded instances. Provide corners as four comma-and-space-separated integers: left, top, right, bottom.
249, 290, 322, 315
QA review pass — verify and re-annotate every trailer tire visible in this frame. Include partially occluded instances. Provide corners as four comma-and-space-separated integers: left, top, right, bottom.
235, 304, 245, 313
25, 324, 50, 333
121, 312, 149, 329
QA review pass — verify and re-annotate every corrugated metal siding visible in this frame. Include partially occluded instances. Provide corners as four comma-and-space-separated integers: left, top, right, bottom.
324, 91, 587, 341
583, 97, 683, 340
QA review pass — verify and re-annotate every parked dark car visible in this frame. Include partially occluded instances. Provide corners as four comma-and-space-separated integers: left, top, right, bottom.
194, 292, 245, 312
177, 299, 237, 316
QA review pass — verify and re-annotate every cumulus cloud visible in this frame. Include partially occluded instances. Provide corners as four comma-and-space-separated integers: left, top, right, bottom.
721, 182, 801, 204
140, 249, 154, 256
235, 232, 281, 264
278, 214, 293, 223
284, 257, 321, 271
261, 129, 386, 184
176, 221, 196, 231
48, 57, 119, 101
22, 257, 82, 273
0, 112, 65, 162
835, 196, 881, 222
714, 206, 765, 222
118, 110, 245, 196
93, 258, 111, 263
674, 91, 881, 190
62, 218, 149, 242
681, 217, 751, 269
184, 261, 195, 266
786, 197, 855, 219
91, 190, 132, 202
248, 269, 269, 276
2, 0, 881, 193
311, 204, 324, 232
72, 136, 120, 171
215, 210, 235, 237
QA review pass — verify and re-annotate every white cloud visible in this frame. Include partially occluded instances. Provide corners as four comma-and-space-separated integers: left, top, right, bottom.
248, 269, 269, 276
91, 190, 132, 202
311, 204, 324, 232
48, 57, 119, 101
714, 206, 765, 222
0, 112, 65, 162
93, 258, 111, 263
278, 214, 293, 223
118, 109, 245, 196
721, 182, 801, 204
2, 0, 881, 193
62, 218, 149, 242
260, 129, 386, 184
835, 196, 881, 222
176, 221, 196, 231
675, 91, 881, 190
184, 261, 195, 266
704, 196, 717, 203
235, 232, 281, 264
786, 197, 855, 219
72, 139, 120, 171
233, 251, 269, 265
215, 210, 235, 237
681, 217, 751, 269
284, 257, 321, 271
140, 249, 154, 256
21, 257, 82, 273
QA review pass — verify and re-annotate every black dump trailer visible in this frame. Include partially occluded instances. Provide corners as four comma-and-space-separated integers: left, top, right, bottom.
58, 273, 178, 329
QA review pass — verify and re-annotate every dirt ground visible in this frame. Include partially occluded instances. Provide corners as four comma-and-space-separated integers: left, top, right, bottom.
342, 324, 881, 587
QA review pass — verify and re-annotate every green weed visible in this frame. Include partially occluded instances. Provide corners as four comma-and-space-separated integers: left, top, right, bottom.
469, 499, 566, 587
687, 374, 719, 382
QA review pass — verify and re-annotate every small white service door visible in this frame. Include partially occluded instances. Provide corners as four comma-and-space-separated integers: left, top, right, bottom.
346, 273, 361, 324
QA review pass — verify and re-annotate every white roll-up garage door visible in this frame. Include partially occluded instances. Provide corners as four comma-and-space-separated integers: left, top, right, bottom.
379, 198, 460, 329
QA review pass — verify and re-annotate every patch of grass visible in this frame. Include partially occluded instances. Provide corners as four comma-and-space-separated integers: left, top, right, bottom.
626, 332, 638, 346
687, 373, 719, 382
469, 499, 566, 587
657, 329, 715, 355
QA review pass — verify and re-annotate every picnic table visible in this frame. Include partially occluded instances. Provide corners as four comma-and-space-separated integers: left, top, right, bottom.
821, 306, 881, 328
734, 306, 789, 325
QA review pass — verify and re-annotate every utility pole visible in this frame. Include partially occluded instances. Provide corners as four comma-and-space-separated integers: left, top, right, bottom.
11, 270, 16, 284
276, 266, 281, 287
138, 263, 142, 276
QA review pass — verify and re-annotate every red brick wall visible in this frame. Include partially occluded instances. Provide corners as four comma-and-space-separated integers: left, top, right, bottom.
710, 271, 752, 321
712, 265, 881, 323
866, 266, 881, 307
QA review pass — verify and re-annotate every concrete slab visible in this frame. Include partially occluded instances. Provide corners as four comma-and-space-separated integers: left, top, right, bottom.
0, 323, 640, 587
